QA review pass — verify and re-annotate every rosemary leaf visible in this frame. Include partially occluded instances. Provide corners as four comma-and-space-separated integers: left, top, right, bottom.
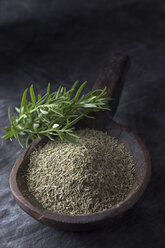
3, 81, 111, 147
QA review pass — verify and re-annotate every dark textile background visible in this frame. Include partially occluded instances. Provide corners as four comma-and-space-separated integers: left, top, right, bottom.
0, 0, 164, 247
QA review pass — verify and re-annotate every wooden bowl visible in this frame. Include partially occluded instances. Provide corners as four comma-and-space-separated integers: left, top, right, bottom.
9, 55, 151, 231
10, 118, 151, 231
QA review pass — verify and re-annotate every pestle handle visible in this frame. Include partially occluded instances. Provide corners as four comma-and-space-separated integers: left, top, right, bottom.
92, 54, 130, 118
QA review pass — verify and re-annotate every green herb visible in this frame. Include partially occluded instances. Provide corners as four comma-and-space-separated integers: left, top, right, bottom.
3, 81, 111, 147
26, 129, 135, 215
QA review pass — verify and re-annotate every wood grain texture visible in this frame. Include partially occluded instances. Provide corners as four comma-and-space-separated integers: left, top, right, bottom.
92, 54, 130, 118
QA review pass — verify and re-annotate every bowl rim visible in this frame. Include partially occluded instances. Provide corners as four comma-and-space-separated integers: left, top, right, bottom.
9, 121, 151, 226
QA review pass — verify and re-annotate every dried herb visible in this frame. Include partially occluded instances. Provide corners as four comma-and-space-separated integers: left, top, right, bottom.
3, 82, 111, 147
27, 129, 135, 216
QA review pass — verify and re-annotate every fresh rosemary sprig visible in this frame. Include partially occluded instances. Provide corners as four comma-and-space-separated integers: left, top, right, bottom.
3, 81, 111, 147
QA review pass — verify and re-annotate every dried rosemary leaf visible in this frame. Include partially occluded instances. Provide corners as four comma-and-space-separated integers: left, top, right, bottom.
26, 129, 135, 215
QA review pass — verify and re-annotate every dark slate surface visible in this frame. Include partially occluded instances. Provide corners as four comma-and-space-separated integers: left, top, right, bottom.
0, 0, 165, 247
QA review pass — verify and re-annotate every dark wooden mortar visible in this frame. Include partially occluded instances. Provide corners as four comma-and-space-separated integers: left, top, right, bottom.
9, 54, 151, 231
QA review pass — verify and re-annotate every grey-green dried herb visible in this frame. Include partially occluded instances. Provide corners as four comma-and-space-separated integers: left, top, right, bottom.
26, 129, 135, 215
